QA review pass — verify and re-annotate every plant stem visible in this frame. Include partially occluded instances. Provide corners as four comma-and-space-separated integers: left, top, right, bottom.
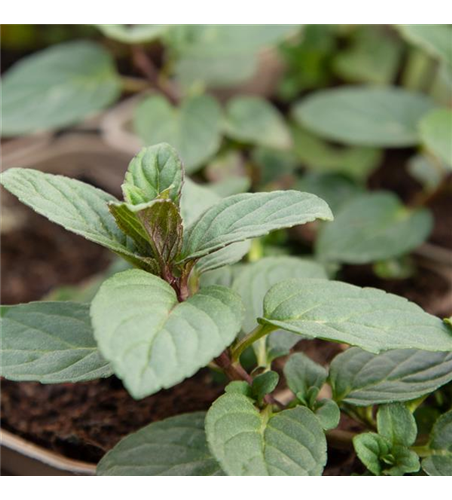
121, 76, 151, 93
231, 324, 275, 363
131, 45, 179, 103
214, 350, 283, 408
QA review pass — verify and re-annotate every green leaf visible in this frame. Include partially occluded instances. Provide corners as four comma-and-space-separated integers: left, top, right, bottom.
134, 95, 222, 173
430, 410, 452, 454
90, 269, 243, 399
96, 24, 168, 44
251, 371, 279, 404
353, 433, 420, 476
408, 154, 444, 191
295, 173, 364, 213
180, 191, 333, 262
0, 302, 112, 383
225, 97, 292, 150
283, 353, 327, 401
137, 200, 183, 266
122, 143, 184, 206
353, 433, 391, 475
423, 411, 452, 476
232, 256, 327, 334
0, 168, 142, 263
196, 241, 251, 275
397, 25, 452, 67
330, 348, 452, 406
377, 404, 417, 447
293, 86, 434, 147
205, 393, 327, 475
315, 399, 340, 431
260, 279, 452, 354
333, 27, 403, 85
97, 412, 223, 476
180, 178, 221, 227
419, 109, 452, 168
316, 192, 433, 264
2, 41, 121, 136
291, 125, 382, 181
168, 25, 297, 88
422, 455, 452, 476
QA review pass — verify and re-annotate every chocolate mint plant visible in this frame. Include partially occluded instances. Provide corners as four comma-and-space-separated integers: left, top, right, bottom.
1, 143, 451, 476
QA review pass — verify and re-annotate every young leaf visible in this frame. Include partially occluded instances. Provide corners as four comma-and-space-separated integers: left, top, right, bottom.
419, 109, 452, 168
283, 352, 327, 401
0, 168, 142, 262
330, 348, 452, 406
0, 302, 112, 383
90, 269, 243, 399
316, 192, 433, 264
293, 86, 434, 147
122, 143, 184, 206
353, 433, 420, 476
137, 200, 183, 266
232, 256, 327, 334
251, 371, 279, 404
225, 96, 292, 150
97, 412, 223, 476
259, 279, 452, 354
134, 95, 222, 173
315, 399, 340, 431
205, 392, 327, 476
377, 404, 417, 447
2, 41, 121, 136
180, 191, 333, 262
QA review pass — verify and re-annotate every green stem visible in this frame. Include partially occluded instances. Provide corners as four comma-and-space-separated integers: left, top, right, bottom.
231, 324, 276, 364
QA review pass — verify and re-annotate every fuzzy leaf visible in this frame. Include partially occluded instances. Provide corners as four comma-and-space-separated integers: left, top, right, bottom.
377, 404, 417, 447
181, 191, 333, 262
316, 192, 433, 264
2, 41, 121, 136
259, 279, 452, 354
353, 433, 420, 476
0, 168, 143, 263
330, 348, 452, 406
134, 95, 222, 173
122, 143, 184, 206
0, 302, 112, 383
225, 96, 292, 149
137, 200, 183, 265
232, 256, 327, 334
196, 241, 251, 275
251, 371, 279, 404
284, 353, 327, 401
205, 392, 327, 476
293, 86, 434, 147
422, 411, 452, 476
315, 399, 340, 431
97, 412, 223, 476
90, 269, 243, 399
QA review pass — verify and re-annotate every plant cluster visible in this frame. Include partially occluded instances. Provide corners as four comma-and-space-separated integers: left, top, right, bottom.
1, 24, 452, 476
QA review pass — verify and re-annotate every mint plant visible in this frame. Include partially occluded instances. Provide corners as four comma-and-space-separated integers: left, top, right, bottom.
1, 142, 452, 476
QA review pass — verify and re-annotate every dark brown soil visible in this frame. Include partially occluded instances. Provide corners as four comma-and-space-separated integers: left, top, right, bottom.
1, 207, 111, 305
1, 372, 223, 464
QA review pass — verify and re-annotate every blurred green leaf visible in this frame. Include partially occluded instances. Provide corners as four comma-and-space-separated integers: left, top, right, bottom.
96, 24, 168, 44
398, 25, 452, 67
2, 41, 121, 136
419, 108, 452, 168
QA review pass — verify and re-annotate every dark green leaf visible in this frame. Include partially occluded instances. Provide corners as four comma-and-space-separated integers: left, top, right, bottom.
423, 410, 452, 476
283, 352, 327, 401
377, 404, 417, 447
251, 371, 279, 404
315, 399, 340, 431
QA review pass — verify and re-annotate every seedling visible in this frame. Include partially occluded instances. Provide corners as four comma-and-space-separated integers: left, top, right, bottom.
1, 143, 451, 476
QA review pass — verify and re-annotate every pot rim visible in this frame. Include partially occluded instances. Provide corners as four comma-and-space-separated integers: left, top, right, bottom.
0, 428, 96, 475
